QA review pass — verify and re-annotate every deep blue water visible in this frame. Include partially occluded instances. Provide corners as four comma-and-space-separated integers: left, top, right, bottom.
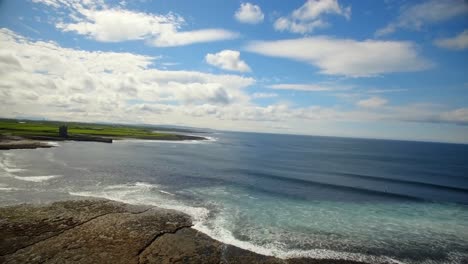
1, 132, 468, 263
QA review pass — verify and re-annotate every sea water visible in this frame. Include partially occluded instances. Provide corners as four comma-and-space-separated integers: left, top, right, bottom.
1, 132, 467, 263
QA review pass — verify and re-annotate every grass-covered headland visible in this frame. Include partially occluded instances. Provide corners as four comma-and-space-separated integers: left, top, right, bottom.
0, 118, 206, 149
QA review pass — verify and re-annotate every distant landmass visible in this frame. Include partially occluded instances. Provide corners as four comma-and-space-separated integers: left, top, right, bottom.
0, 118, 208, 150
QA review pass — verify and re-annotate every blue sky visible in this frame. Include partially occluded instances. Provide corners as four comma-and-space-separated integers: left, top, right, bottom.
0, 0, 467, 143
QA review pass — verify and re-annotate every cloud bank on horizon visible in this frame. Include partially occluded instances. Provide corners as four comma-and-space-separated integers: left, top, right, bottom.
0, 0, 467, 143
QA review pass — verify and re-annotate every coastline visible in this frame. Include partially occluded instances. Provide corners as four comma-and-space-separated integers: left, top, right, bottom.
0, 134, 208, 150
0, 139, 55, 150
0, 119, 209, 150
0, 199, 376, 264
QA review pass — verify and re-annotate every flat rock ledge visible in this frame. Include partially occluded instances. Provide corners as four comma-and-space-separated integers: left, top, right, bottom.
0, 139, 54, 150
0, 200, 369, 264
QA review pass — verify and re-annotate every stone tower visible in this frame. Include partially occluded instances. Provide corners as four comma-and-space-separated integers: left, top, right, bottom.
59, 125, 68, 138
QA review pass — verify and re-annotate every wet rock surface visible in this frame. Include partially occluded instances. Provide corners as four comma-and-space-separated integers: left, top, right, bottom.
0, 137, 54, 150
0, 200, 370, 264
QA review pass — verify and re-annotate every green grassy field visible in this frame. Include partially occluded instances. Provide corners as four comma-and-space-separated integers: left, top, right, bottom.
0, 119, 203, 140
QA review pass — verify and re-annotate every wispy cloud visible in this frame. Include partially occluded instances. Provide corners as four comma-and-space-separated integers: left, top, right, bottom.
366, 88, 408, 94
356, 96, 388, 108
376, 0, 468, 37
268, 83, 348, 92
252, 93, 278, 99
246, 37, 432, 77
434, 30, 468, 50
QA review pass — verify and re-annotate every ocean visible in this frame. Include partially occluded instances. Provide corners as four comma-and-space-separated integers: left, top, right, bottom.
1, 132, 467, 263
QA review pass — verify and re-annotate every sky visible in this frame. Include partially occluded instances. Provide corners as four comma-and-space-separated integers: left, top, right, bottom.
0, 0, 467, 143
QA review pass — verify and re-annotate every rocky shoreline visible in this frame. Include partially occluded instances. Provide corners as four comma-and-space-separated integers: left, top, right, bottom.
0, 134, 207, 150
0, 138, 54, 150
0, 135, 109, 150
0, 200, 373, 264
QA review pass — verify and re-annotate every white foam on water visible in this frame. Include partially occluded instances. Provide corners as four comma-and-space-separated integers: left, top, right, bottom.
44, 152, 92, 173
67, 181, 404, 264
0, 187, 20, 191
183, 134, 218, 142
203, 136, 217, 142
45, 141, 60, 147
13, 175, 61, 182
1, 166, 25, 173
69, 182, 210, 224
159, 190, 174, 195
0, 183, 19, 191
134, 182, 158, 188
0, 155, 27, 174
45, 152, 67, 167
192, 215, 404, 264
281, 249, 405, 263
0, 153, 66, 184
114, 136, 216, 145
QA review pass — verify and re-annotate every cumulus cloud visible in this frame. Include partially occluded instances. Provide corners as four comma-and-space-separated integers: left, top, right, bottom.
33, 0, 238, 46
235, 3, 264, 24
291, 0, 351, 20
205, 50, 251, 72
246, 37, 432, 77
376, 0, 468, 37
274, 0, 350, 34
0, 28, 254, 123
434, 30, 468, 50
356, 96, 388, 108
1, 28, 467, 139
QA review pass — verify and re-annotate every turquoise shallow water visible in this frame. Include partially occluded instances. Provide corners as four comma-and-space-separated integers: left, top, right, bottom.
1, 132, 467, 263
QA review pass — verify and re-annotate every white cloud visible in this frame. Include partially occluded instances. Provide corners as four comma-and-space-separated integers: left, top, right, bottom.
56, 9, 183, 42
274, 0, 350, 34
434, 30, 468, 50
356, 96, 388, 108
440, 108, 468, 125
274, 17, 328, 34
1, 28, 467, 141
205, 50, 251, 72
246, 37, 432, 77
269, 83, 344, 92
151, 29, 238, 47
33, 0, 238, 46
376, 0, 468, 36
31, 0, 62, 8
235, 3, 264, 24
292, 0, 351, 20
252, 93, 278, 98
0, 28, 254, 122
